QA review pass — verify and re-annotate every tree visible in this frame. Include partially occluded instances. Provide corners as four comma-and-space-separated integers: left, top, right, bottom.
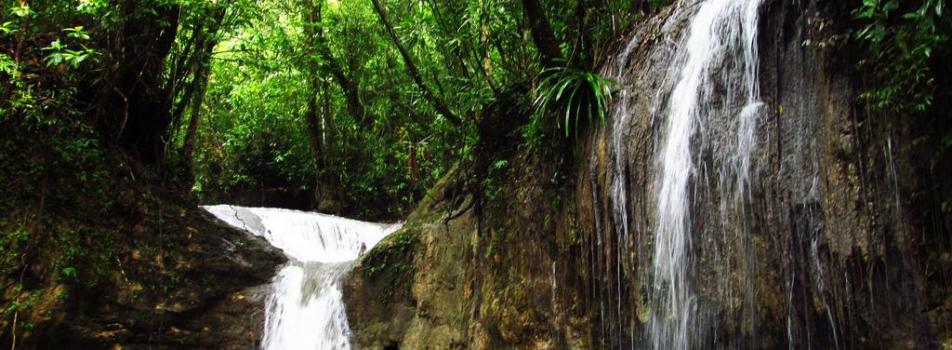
370, 0, 463, 125
180, 2, 232, 176
307, 0, 367, 126
632, 0, 649, 14
301, 0, 333, 205
520, 0, 562, 68
97, 0, 181, 166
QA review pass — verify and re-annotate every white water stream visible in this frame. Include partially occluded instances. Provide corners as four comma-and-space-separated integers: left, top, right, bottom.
205, 205, 401, 350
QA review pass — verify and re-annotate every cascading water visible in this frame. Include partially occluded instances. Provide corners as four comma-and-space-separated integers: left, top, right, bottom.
648, 0, 764, 349
204, 205, 401, 350
600, 27, 643, 348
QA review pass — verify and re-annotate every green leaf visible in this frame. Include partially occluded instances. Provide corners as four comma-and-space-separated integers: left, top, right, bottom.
62, 267, 77, 278
12, 4, 34, 18
0, 21, 15, 35
64, 26, 91, 40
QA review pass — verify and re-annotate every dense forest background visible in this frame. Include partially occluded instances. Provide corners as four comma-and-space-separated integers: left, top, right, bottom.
0, 0, 949, 347
1, 0, 670, 220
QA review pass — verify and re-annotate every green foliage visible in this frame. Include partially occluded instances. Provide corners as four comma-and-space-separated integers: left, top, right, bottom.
530, 67, 613, 142
191, 55, 314, 193
482, 159, 509, 200
164, 0, 652, 218
0, 224, 29, 278
42, 39, 97, 68
0, 0, 134, 335
11, 3, 35, 18
0, 53, 14, 76
854, 0, 949, 112
184, 0, 482, 218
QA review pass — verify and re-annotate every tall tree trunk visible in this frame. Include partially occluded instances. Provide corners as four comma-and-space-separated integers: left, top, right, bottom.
520, 0, 562, 68
632, 0, 649, 14
568, 0, 586, 68
306, 0, 367, 126
178, 62, 211, 173
303, 0, 348, 208
103, 1, 180, 166
407, 141, 419, 183
303, 77, 326, 206
169, 23, 203, 135
568, 0, 603, 69
370, 0, 463, 125
180, 3, 229, 177
319, 78, 344, 210
167, 17, 205, 113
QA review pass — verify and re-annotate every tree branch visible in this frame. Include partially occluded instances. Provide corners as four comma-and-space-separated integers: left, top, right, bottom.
370, 0, 462, 126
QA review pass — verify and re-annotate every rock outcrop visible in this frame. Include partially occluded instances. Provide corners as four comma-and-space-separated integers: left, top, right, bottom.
1, 177, 285, 349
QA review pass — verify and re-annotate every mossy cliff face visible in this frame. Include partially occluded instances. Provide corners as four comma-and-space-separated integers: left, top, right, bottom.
344, 0, 952, 349
345, 155, 591, 350
344, 170, 474, 349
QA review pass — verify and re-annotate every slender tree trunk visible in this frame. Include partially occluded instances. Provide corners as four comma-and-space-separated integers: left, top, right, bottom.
180, 4, 229, 176
319, 78, 344, 209
12, 0, 28, 79
167, 18, 204, 103
169, 19, 207, 134
303, 76, 325, 207
303, 0, 351, 208
407, 141, 419, 183
568, 0, 601, 68
370, 0, 462, 125
322, 79, 337, 145
105, 0, 181, 166
520, 0, 562, 68
303, 82, 325, 169
632, 0, 649, 14
171, 78, 197, 131
306, 0, 367, 126
178, 62, 210, 172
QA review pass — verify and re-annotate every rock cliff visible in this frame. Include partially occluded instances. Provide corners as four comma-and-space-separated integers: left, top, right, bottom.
343, 0, 952, 349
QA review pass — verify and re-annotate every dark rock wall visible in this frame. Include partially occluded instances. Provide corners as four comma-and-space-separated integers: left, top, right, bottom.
1, 185, 284, 350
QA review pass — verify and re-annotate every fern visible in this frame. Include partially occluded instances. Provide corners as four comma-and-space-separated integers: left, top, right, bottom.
532, 67, 613, 140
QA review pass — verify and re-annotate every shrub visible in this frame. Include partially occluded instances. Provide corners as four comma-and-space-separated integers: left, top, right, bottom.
529, 67, 613, 144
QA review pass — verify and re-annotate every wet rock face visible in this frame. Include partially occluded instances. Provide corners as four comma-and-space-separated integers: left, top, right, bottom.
345, 0, 950, 349
586, 0, 950, 348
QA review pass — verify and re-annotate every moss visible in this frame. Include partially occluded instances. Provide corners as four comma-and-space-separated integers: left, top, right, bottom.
361, 228, 420, 304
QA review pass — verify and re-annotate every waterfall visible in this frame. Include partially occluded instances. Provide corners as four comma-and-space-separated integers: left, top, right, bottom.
204, 205, 401, 350
648, 0, 764, 349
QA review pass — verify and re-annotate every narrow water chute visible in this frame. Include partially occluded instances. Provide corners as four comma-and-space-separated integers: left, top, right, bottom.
205, 205, 401, 350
